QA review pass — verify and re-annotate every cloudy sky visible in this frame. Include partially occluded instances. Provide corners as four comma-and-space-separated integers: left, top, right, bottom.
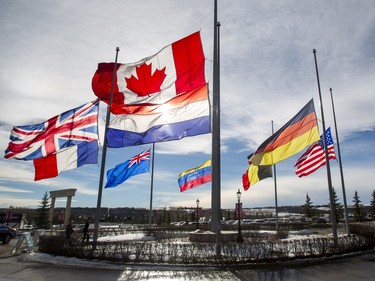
1, 0, 374, 212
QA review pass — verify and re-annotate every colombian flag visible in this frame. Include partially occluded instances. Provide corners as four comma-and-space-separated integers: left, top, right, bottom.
178, 160, 211, 192
250, 99, 320, 166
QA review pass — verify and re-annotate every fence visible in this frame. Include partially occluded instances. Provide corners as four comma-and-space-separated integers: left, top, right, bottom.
38, 226, 374, 265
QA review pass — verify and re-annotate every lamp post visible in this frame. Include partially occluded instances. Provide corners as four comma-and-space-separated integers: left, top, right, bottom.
236, 189, 243, 243
59, 210, 64, 228
196, 199, 200, 230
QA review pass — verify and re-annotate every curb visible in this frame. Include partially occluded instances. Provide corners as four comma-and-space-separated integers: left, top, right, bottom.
16, 248, 375, 271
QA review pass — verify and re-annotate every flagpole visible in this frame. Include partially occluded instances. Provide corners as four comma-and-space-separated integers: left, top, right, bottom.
313, 49, 338, 244
211, 0, 221, 257
92, 47, 120, 251
329, 88, 350, 235
271, 121, 279, 233
148, 142, 156, 231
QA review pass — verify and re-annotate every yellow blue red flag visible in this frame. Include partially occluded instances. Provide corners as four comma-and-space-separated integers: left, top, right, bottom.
178, 159, 211, 192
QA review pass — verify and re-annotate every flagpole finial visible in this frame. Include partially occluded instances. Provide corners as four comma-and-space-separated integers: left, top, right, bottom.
313, 49, 316, 53
116, 47, 120, 51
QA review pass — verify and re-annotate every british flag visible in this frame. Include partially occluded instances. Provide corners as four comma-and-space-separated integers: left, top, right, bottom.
105, 147, 151, 188
5, 100, 99, 160
128, 148, 151, 168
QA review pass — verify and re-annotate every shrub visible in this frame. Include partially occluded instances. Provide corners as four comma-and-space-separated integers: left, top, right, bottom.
38, 228, 374, 265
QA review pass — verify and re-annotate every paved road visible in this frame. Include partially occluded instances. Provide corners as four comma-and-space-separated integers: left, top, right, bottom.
1, 238, 375, 281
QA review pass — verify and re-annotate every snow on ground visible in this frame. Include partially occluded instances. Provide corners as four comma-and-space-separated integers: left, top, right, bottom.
24, 252, 127, 270
97, 233, 154, 242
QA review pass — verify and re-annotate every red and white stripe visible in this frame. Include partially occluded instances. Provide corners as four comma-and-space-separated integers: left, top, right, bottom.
295, 143, 336, 177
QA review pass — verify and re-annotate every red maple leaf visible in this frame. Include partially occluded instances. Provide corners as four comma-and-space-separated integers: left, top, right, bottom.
125, 63, 167, 97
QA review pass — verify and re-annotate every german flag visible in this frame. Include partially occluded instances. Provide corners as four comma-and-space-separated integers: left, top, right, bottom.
250, 99, 320, 166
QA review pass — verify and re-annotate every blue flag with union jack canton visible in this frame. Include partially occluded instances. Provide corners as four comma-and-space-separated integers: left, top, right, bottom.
105, 148, 151, 188
4, 100, 99, 160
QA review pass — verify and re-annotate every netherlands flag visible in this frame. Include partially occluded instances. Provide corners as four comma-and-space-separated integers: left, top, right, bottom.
106, 84, 211, 147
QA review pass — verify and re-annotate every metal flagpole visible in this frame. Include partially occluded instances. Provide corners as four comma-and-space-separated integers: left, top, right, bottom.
148, 142, 156, 231
211, 0, 221, 257
329, 88, 350, 235
93, 47, 120, 251
271, 121, 279, 233
313, 49, 338, 244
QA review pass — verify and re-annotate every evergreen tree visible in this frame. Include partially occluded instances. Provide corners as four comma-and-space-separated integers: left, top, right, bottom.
225, 210, 231, 221
329, 187, 342, 224
369, 190, 375, 220
162, 207, 167, 225
35, 191, 51, 229
303, 193, 314, 219
352, 190, 364, 222
156, 213, 163, 225
190, 211, 195, 223
165, 209, 171, 225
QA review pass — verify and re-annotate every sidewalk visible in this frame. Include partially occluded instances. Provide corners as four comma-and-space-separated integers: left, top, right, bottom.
0, 238, 20, 258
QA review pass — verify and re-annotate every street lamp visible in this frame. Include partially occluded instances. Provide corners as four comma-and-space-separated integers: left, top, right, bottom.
59, 210, 64, 228
236, 189, 243, 243
196, 198, 200, 230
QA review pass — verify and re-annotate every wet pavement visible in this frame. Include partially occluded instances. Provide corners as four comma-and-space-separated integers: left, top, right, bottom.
1, 238, 375, 281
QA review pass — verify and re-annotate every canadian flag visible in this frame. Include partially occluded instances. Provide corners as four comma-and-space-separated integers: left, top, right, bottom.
92, 32, 206, 114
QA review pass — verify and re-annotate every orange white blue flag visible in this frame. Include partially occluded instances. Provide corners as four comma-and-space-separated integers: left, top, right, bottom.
106, 84, 210, 147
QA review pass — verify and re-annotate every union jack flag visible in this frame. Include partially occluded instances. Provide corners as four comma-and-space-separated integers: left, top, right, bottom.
5, 100, 99, 160
128, 148, 151, 168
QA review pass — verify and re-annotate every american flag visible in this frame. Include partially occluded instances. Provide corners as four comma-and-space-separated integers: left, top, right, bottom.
294, 127, 336, 177
5, 100, 99, 160
128, 148, 150, 168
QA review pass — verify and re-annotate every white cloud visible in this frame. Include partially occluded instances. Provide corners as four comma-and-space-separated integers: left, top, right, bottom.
0, 0, 374, 209
0, 185, 32, 193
